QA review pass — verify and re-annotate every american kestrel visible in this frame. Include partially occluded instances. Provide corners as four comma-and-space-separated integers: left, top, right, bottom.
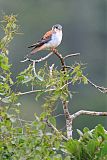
27, 24, 62, 56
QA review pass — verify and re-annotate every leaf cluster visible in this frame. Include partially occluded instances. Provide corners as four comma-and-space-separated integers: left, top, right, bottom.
62, 124, 107, 160
1, 107, 107, 160
0, 14, 19, 104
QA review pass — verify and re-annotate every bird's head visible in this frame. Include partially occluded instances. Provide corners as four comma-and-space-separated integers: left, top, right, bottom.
52, 24, 62, 32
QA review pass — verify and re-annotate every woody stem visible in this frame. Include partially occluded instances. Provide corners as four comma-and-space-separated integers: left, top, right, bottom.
53, 49, 72, 139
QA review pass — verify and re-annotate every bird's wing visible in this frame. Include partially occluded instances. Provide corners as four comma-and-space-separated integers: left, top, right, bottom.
28, 30, 53, 49
42, 30, 53, 40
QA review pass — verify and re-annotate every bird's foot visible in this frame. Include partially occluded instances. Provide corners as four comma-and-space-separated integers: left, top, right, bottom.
51, 48, 57, 53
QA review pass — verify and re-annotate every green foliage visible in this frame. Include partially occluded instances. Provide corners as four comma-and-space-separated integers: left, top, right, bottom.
17, 62, 88, 113
0, 14, 19, 53
0, 107, 63, 160
1, 107, 107, 159
0, 14, 18, 104
17, 64, 34, 84
0, 14, 107, 160
62, 124, 107, 160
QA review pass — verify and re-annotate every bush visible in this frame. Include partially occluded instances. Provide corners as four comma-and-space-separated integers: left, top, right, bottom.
0, 14, 107, 160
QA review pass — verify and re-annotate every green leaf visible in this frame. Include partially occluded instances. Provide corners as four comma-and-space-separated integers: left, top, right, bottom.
101, 142, 107, 156
54, 141, 60, 150
82, 76, 88, 84
22, 75, 33, 83
64, 156, 71, 160
35, 91, 44, 101
53, 154, 62, 160
83, 127, 90, 133
65, 139, 81, 157
1, 63, 10, 70
95, 124, 105, 136
77, 129, 83, 137
40, 112, 49, 120
0, 75, 6, 81
87, 139, 97, 155
49, 116, 56, 127
34, 155, 42, 160
35, 72, 44, 81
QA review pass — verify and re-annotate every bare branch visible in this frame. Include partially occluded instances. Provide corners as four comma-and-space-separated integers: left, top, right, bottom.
16, 88, 56, 96
45, 118, 68, 141
65, 64, 107, 94
55, 114, 65, 118
52, 49, 65, 71
21, 52, 53, 63
32, 60, 36, 76
16, 118, 33, 123
71, 110, 107, 120
87, 78, 107, 94
60, 81, 72, 90
51, 49, 73, 139
15, 80, 72, 96
64, 53, 80, 59
62, 101, 73, 139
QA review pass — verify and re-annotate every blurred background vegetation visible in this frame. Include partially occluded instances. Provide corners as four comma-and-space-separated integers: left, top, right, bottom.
0, 0, 107, 137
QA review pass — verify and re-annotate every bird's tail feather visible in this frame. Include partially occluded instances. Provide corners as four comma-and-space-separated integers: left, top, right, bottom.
25, 45, 45, 58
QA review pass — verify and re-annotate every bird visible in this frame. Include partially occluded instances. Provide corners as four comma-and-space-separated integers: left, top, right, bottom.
27, 24, 62, 57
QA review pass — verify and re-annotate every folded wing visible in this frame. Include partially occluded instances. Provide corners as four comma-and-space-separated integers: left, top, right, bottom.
28, 30, 52, 49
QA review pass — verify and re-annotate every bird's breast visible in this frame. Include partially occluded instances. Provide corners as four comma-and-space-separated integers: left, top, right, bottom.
45, 31, 62, 48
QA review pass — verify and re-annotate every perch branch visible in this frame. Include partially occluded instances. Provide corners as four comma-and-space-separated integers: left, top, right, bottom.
71, 110, 107, 120
52, 49, 65, 71
21, 52, 53, 63
53, 49, 73, 139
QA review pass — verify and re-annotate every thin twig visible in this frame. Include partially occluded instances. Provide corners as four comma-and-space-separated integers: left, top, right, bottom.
16, 118, 33, 123
32, 60, 36, 76
55, 114, 65, 118
60, 81, 72, 90
49, 64, 55, 77
65, 64, 107, 94
16, 88, 56, 96
64, 53, 80, 59
21, 52, 53, 63
60, 125, 66, 131
45, 119, 68, 141
87, 78, 107, 94
15, 80, 72, 96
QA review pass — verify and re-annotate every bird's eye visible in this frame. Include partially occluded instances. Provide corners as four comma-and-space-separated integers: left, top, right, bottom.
55, 26, 58, 29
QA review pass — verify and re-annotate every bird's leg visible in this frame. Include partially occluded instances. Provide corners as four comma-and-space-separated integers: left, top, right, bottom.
51, 48, 57, 53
